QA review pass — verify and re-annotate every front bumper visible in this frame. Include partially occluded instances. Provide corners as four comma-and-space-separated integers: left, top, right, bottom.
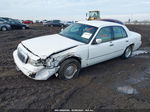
13, 50, 58, 80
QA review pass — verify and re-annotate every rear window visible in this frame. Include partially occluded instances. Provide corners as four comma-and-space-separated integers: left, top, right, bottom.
113, 26, 127, 39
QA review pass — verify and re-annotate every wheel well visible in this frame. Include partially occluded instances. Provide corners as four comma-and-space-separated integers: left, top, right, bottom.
1, 26, 7, 30
1, 26, 6, 29
59, 56, 81, 65
130, 43, 135, 49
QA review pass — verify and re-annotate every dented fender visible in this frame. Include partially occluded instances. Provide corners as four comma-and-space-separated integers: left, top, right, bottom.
31, 46, 82, 80
44, 45, 81, 67
47, 53, 81, 67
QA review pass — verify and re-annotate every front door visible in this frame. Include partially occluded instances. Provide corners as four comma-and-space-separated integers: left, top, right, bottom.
88, 26, 116, 66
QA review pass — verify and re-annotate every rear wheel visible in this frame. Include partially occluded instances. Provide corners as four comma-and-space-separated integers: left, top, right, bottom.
1, 26, 7, 31
122, 45, 133, 59
58, 59, 81, 80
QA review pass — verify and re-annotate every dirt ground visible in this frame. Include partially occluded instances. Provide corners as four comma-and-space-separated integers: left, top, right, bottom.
0, 24, 150, 111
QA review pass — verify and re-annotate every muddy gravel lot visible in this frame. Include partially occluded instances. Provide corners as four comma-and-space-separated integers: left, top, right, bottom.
0, 24, 150, 111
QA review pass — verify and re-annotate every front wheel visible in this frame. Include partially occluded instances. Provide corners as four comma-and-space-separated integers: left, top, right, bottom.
58, 59, 81, 80
122, 45, 133, 59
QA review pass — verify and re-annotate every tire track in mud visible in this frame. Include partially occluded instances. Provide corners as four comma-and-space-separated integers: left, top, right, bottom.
0, 74, 97, 109
0, 73, 80, 109
50, 76, 97, 110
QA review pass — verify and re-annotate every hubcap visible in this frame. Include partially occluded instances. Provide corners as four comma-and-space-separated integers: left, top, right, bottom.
125, 47, 132, 58
64, 64, 77, 79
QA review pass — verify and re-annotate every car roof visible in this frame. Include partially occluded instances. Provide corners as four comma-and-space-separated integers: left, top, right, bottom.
100, 19, 124, 25
78, 20, 124, 28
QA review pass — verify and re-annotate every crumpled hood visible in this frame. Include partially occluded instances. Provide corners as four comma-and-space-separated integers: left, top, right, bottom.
21, 34, 83, 58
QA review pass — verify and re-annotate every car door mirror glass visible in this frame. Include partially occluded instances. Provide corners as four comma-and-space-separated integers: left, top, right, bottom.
96, 39, 102, 44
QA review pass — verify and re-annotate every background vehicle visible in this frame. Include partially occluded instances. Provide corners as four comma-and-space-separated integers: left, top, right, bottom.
0, 17, 12, 22
0, 20, 11, 31
44, 20, 65, 27
86, 10, 124, 25
43, 21, 52, 26
22, 20, 33, 24
13, 21, 142, 80
2, 18, 29, 30
35, 20, 40, 23
41, 20, 48, 24
64, 21, 74, 26
86, 10, 101, 20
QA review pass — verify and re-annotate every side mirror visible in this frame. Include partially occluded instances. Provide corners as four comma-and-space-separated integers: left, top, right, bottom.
96, 39, 102, 44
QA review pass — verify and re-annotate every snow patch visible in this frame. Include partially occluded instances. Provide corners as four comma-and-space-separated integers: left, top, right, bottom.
117, 85, 138, 95
132, 50, 148, 56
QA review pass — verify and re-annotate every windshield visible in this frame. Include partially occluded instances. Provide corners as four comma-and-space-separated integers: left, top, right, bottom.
59, 23, 98, 44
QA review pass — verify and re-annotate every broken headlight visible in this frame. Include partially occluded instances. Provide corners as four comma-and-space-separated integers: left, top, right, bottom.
46, 58, 59, 68
28, 58, 43, 66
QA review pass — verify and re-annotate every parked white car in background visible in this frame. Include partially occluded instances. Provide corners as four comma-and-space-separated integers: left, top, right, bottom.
13, 21, 142, 80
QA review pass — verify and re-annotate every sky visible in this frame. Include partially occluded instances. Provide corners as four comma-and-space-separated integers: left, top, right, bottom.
0, 0, 150, 22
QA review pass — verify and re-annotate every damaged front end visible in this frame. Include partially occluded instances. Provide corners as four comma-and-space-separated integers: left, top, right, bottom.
29, 52, 80, 80
13, 46, 60, 80
30, 57, 60, 80
21, 54, 62, 80
13, 44, 79, 80
30, 46, 80, 80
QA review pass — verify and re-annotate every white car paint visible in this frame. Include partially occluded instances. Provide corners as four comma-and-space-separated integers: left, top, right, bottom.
13, 21, 142, 80
21, 34, 83, 58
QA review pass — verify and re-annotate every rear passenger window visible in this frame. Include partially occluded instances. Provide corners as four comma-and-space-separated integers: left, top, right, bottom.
95, 27, 112, 43
113, 26, 127, 39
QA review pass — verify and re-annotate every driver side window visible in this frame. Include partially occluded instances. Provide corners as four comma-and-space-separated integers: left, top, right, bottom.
95, 27, 113, 43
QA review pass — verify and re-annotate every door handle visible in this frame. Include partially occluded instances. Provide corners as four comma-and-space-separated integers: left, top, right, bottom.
126, 40, 129, 42
110, 44, 114, 46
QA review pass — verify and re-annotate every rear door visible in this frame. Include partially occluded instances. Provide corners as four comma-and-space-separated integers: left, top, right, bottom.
111, 26, 129, 55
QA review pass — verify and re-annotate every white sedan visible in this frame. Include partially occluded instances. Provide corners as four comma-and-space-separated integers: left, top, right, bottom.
13, 21, 142, 80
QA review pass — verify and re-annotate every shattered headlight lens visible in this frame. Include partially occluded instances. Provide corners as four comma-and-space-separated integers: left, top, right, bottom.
46, 58, 55, 67
46, 58, 59, 68
28, 58, 43, 66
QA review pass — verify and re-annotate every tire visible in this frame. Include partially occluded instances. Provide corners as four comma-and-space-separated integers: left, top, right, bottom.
1, 26, 8, 31
22, 26, 26, 30
122, 45, 133, 59
58, 58, 81, 80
